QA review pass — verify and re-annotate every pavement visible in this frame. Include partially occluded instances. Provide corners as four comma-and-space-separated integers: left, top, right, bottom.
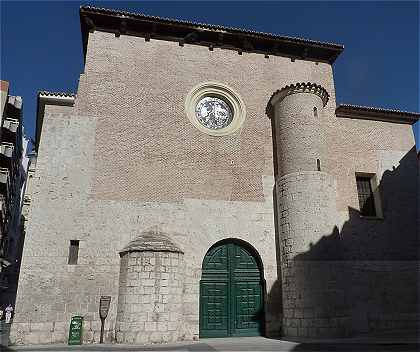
1, 336, 419, 352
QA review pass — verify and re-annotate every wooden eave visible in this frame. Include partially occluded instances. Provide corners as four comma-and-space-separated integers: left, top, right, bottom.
336, 105, 420, 125
79, 6, 344, 64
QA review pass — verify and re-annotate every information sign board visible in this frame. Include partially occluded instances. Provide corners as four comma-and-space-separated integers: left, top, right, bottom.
68, 316, 83, 345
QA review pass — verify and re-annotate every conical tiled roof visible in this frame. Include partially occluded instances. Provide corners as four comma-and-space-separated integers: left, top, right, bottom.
120, 226, 183, 254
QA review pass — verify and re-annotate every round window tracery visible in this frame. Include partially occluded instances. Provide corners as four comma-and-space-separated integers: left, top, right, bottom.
195, 96, 233, 130
185, 82, 246, 136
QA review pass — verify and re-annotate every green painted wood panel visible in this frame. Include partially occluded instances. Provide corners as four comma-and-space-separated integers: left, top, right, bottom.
231, 281, 263, 336
200, 242, 263, 338
200, 282, 229, 337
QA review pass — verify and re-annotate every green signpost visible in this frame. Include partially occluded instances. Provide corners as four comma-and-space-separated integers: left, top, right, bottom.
68, 316, 83, 345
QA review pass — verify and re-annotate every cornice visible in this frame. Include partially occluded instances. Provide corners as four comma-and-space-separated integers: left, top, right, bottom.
335, 104, 420, 125
79, 6, 344, 64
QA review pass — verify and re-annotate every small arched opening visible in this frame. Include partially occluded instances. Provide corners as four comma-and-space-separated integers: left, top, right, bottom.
199, 238, 265, 338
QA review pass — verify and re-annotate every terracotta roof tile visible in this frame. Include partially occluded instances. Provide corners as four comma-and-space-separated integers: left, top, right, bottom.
38, 91, 76, 98
81, 5, 343, 50
336, 104, 420, 124
79, 6, 344, 63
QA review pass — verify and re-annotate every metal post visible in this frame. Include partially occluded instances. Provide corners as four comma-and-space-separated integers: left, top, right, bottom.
98, 296, 111, 344
99, 317, 105, 344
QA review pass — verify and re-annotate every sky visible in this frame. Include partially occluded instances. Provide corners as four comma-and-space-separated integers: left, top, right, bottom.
1, 1, 419, 148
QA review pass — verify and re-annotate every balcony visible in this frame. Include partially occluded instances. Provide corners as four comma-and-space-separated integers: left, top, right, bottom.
0, 194, 6, 215
2, 118, 19, 133
0, 168, 10, 200
23, 194, 31, 205
22, 195, 31, 218
0, 142, 14, 158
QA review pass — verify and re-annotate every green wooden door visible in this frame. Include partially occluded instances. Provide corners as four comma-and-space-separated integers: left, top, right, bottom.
200, 242, 264, 338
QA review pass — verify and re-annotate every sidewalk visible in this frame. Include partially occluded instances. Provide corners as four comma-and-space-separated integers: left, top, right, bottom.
3, 336, 419, 352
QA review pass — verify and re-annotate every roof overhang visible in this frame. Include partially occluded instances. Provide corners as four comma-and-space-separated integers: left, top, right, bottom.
79, 6, 344, 64
35, 92, 75, 152
335, 104, 420, 125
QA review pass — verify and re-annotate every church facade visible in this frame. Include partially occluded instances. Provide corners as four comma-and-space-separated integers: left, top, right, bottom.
10, 6, 419, 345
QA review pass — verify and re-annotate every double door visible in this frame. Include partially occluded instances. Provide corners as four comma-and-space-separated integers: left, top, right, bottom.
199, 242, 264, 337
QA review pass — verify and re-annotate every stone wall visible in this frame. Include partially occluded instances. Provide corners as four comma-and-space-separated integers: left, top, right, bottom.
83, 31, 335, 204
10, 104, 121, 345
276, 172, 348, 338
329, 124, 419, 335
10, 25, 419, 345
116, 251, 185, 344
11, 30, 292, 344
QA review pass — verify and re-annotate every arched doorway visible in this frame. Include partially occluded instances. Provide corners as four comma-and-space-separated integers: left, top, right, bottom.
199, 240, 264, 338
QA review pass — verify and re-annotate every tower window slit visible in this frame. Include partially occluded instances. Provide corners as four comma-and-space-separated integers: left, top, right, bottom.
68, 240, 79, 265
313, 107, 318, 117
317, 159, 321, 171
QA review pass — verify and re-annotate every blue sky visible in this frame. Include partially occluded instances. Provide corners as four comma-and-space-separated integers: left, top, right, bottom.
1, 1, 419, 147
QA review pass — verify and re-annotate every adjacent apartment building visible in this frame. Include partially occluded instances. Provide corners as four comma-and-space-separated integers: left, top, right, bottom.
10, 6, 420, 346
0, 80, 30, 307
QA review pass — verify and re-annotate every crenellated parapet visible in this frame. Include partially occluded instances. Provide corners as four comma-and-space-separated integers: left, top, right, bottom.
266, 82, 329, 117
267, 82, 330, 176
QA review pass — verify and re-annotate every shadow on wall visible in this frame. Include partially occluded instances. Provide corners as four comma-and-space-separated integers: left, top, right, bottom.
287, 146, 419, 338
264, 185, 284, 336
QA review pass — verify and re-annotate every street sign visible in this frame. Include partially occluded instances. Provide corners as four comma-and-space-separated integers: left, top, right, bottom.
99, 296, 111, 319
68, 316, 83, 345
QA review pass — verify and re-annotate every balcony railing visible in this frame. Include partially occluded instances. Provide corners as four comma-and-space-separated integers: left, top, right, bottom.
0, 168, 10, 200
0, 142, 14, 158
2, 118, 19, 133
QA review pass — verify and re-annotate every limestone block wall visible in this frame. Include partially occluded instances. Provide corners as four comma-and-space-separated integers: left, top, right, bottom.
66, 32, 338, 342
324, 114, 419, 335
76, 33, 339, 340
276, 172, 349, 337
10, 89, 280, 345
116, 251, 185, 344
268, 83, 347, 338
342, 261, 418, 335
11, 23, 419, 346
329, 145, 419, 335
10, 104, 121, 345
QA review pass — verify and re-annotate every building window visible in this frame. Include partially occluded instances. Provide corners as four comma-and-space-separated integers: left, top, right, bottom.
313, 106, 318, 117
68, 240, 79, 265
185, 81, 246, 136
195, 96, 233, 130
355, 174, 381, 217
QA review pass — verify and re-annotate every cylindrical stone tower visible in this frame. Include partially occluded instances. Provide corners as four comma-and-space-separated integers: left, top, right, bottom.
115, 228, 185, 344
267, 82, 349, 338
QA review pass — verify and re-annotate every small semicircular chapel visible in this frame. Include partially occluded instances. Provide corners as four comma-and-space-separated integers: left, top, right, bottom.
11, 6, 419, 345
